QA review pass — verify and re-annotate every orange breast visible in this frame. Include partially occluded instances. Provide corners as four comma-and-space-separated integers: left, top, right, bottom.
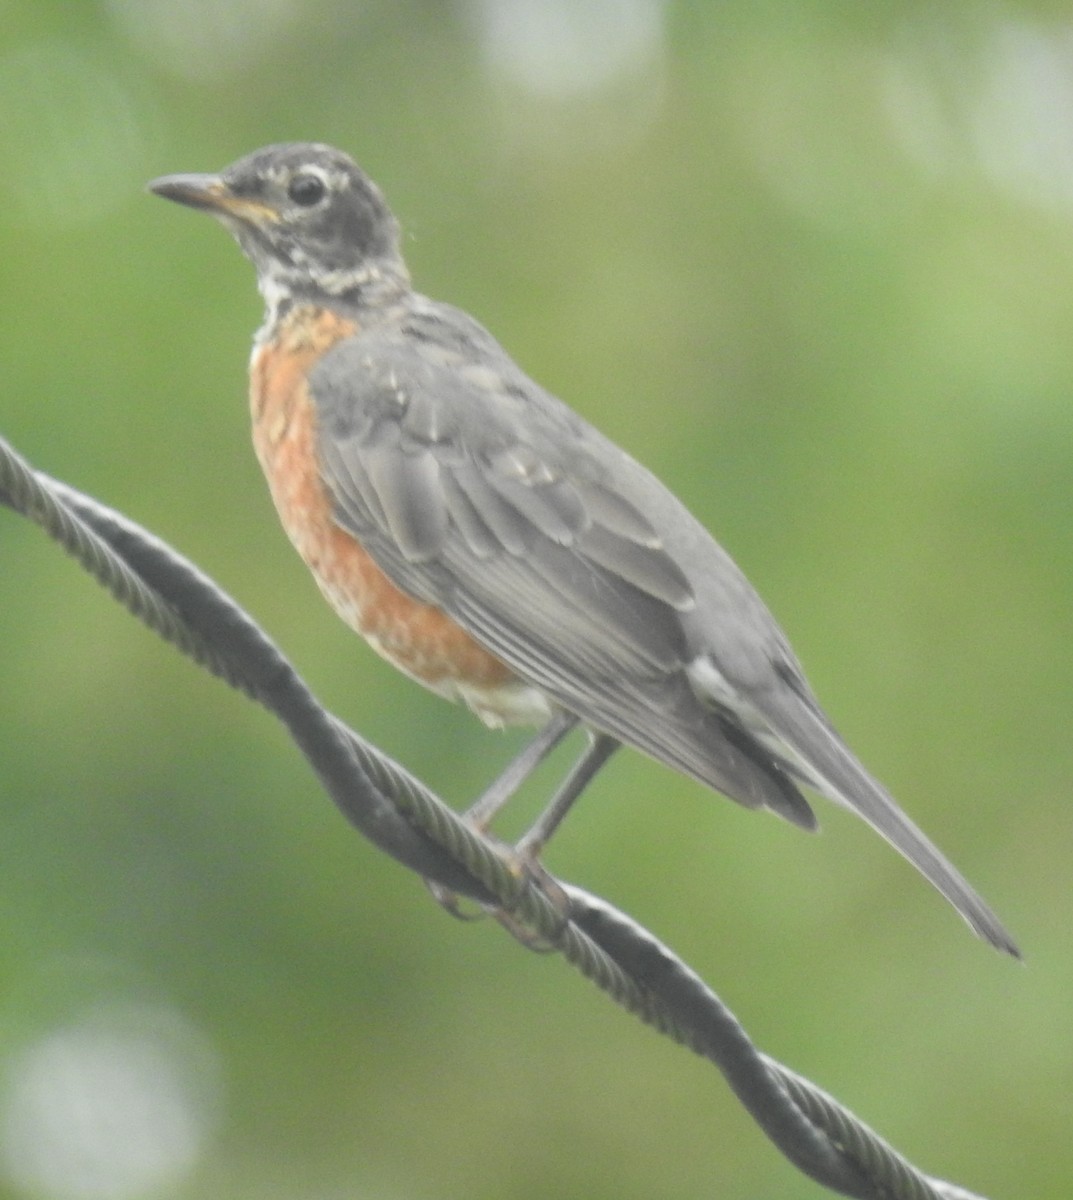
249, 306, 520, 710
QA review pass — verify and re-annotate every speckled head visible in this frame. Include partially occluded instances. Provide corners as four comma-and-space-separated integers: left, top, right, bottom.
149, 142, 406, 300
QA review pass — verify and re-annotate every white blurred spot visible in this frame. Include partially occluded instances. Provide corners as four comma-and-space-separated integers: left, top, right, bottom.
978, 20, 1073, 190
471, 0, 667, 97
884, 14, 1073, 215
106, 0, 299, 82
0, 41, 154, 229
0, 1002, 223, 1200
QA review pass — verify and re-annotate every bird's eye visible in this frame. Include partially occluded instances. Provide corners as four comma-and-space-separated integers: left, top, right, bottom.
287, 173, 327, 207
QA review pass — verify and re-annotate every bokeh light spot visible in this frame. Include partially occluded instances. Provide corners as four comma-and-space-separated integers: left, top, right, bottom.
471, 0, 667, 97
0, 1002, 223, 1200
885, 13, 1073, 215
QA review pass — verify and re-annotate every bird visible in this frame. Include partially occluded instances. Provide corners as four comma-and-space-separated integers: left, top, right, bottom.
149, 142, 1018, 956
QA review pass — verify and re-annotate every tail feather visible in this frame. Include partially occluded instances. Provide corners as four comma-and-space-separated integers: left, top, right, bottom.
746, 681, 1019, 958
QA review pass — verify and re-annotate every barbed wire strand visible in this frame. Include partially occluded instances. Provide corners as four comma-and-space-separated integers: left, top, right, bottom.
0, 432, 993, 1200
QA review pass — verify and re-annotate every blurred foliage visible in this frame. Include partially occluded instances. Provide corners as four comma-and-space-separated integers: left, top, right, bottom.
1, 2, 1070, 1198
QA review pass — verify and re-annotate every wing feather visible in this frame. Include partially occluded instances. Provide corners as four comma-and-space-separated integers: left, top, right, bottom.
362, 436, 448, 562
576, 524, 693, 609
307, 319, 815, 827
439, 471, 500, 559
448, 459, 533, 556
574, 478, 662, 546
303, 303, 1017, 953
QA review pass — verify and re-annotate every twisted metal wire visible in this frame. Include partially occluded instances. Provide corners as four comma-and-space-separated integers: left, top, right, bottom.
0, 432, 998, 1200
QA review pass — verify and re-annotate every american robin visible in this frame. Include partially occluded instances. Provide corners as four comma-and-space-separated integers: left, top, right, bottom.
150, 143, 1017, 956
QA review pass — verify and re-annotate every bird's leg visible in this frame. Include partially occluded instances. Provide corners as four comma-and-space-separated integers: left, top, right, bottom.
429, 711, 578, 923
514, 731, 619, 862
437, 721, 618, 940
464, 709, 578, 831
489, 730, 619, 951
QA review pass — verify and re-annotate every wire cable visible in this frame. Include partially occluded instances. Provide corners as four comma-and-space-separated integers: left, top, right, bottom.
0, 432, 999, 1200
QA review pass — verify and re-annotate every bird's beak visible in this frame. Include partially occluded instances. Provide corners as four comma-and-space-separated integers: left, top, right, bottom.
148, 173, 279, 225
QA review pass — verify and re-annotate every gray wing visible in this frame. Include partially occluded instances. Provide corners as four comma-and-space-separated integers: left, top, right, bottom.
309, 303, 815, 829
308, 300, 1018, 955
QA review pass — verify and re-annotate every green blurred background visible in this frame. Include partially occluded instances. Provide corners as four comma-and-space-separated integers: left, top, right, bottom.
1, 2, 1069, 1198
